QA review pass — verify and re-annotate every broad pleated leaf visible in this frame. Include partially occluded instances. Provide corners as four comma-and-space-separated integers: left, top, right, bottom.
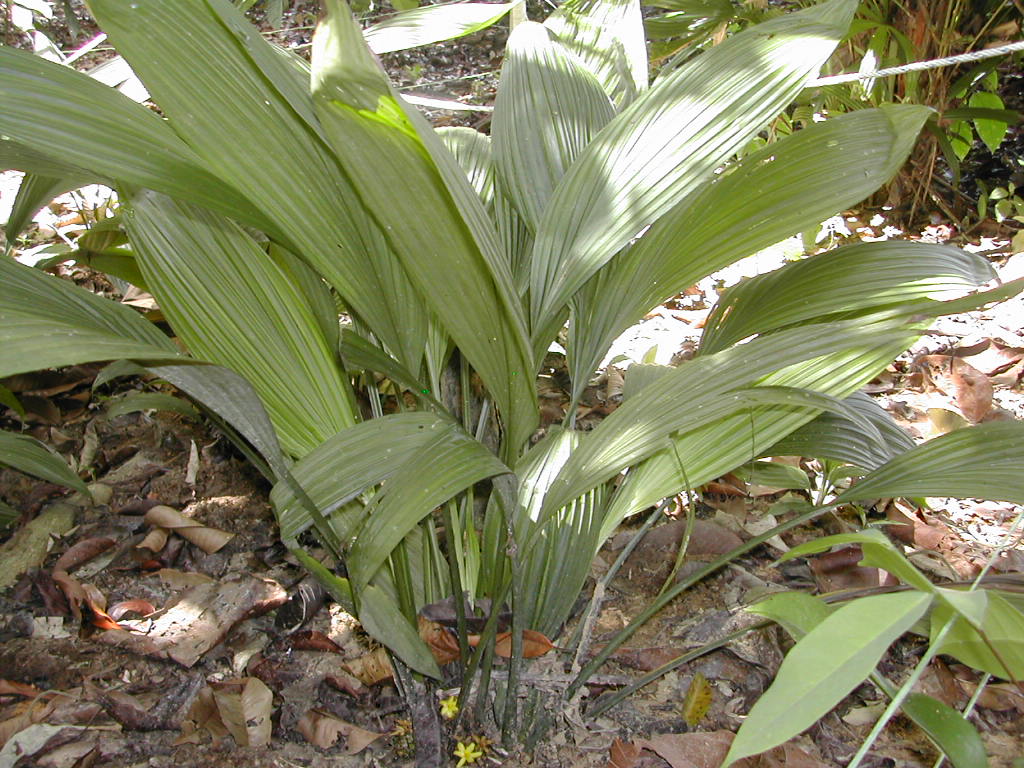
363, 2, 521, 54
0, 257, 179, 378
601, 326, 923, 530
568, 104, 930, 395
125, 191, 357, 458
347, 427, 510, 592
0, 430, 90, 497
311, 0, 537, 454
701, 242, 995, 354
0, 46, 269, 233
544, 0, 647, 107
5, 173, 95, 242
270, 413, 465, 543
439, 127, 533, 293
105, 392, 201, 421
530, 0, 858, 335
88, 0, 430, 374
540, 318, 910, 517
835, 421, 1024, 505
724, 591, 932, 766
491, 21, 615, 234
764, 391, 915, 471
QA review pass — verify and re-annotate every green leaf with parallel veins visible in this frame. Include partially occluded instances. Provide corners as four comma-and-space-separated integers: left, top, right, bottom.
701, 241, 994, 355
311, 0, 537, 455
125, 191, 358, 458
0, 257, 180, 378
530, 0, 858, 338
724, 591, 932, 766
88, 0, 430, 375
0, 46, 269, 233
364, 2, 521, 54
568, 104, 931, 397
492, 21, 615, 234
834, 421, 1024, 506
0, 430, 90, 497
544, 0, 647, 108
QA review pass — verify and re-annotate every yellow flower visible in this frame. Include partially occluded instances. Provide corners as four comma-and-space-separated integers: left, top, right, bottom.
439, 695, 459, 720
454, 740, 484, 766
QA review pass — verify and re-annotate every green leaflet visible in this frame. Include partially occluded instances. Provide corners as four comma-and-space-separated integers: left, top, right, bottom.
125, 191, 358, 458
544, 0, 647, 108
0, 257, 179, 378
835, 421, 1024, 506
568, 104, 931, 398
363, 2, 521, 54
0, 46, 269, 233
0, 430, 90, 498
311, 0, 537, 456
530, 0, 859, 337
492, 21, 615, 234
702, 241, 994, 354
88, 0, 431, 375
724, 591, 932, 766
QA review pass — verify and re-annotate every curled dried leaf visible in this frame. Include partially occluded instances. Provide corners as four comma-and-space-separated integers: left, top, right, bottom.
145, 505, 234, 553
53, 537, 115, 573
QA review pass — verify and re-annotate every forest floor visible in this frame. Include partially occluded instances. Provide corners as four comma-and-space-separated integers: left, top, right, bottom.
2, 3, 1024, 767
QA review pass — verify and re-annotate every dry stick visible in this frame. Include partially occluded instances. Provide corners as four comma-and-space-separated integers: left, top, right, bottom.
568, 497, 674, 674
566, 499, 836, 699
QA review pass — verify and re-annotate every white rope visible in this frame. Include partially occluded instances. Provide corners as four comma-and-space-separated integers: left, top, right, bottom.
810, 39, 1024, 87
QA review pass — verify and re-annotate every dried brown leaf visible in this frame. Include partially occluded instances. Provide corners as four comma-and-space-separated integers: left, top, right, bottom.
343, 647, 393, 685
289, 630, 343, 654
157, 568, 215, 589
809, 546, 895, 593
607, 737, 642, 768
53, 537, 115, 574
210, 677, 272, 747
417, 616, 461, 665
482, 629, 554, 659
297, 709, 384, 753
144, 505, 234, 554
638, 731, 734, 768
0, 680, 42, 698
950, 358, 993, 423
108, 600, 157, 620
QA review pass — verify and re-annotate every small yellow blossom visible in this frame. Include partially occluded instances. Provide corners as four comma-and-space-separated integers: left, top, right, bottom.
454, 740, 484, 766
439, 695, 459, 720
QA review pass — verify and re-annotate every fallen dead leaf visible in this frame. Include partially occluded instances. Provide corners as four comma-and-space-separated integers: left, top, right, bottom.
344, 647, 393, 686
108, 600, 157, 620
478, 629, 554, 659
949, 358, 993, 422
145, 505, 234, 554
53, 537, 115, 573
288, 629, 343, 654
607, 737, 642, 768
809, 546, 896, 593
0, 680, 43, 698
638, 731, 733, 768
209, 677, 272, 747
297, 709, 384, 753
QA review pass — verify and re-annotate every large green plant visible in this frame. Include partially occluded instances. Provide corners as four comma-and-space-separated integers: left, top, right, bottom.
2, 0, 1023, 759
